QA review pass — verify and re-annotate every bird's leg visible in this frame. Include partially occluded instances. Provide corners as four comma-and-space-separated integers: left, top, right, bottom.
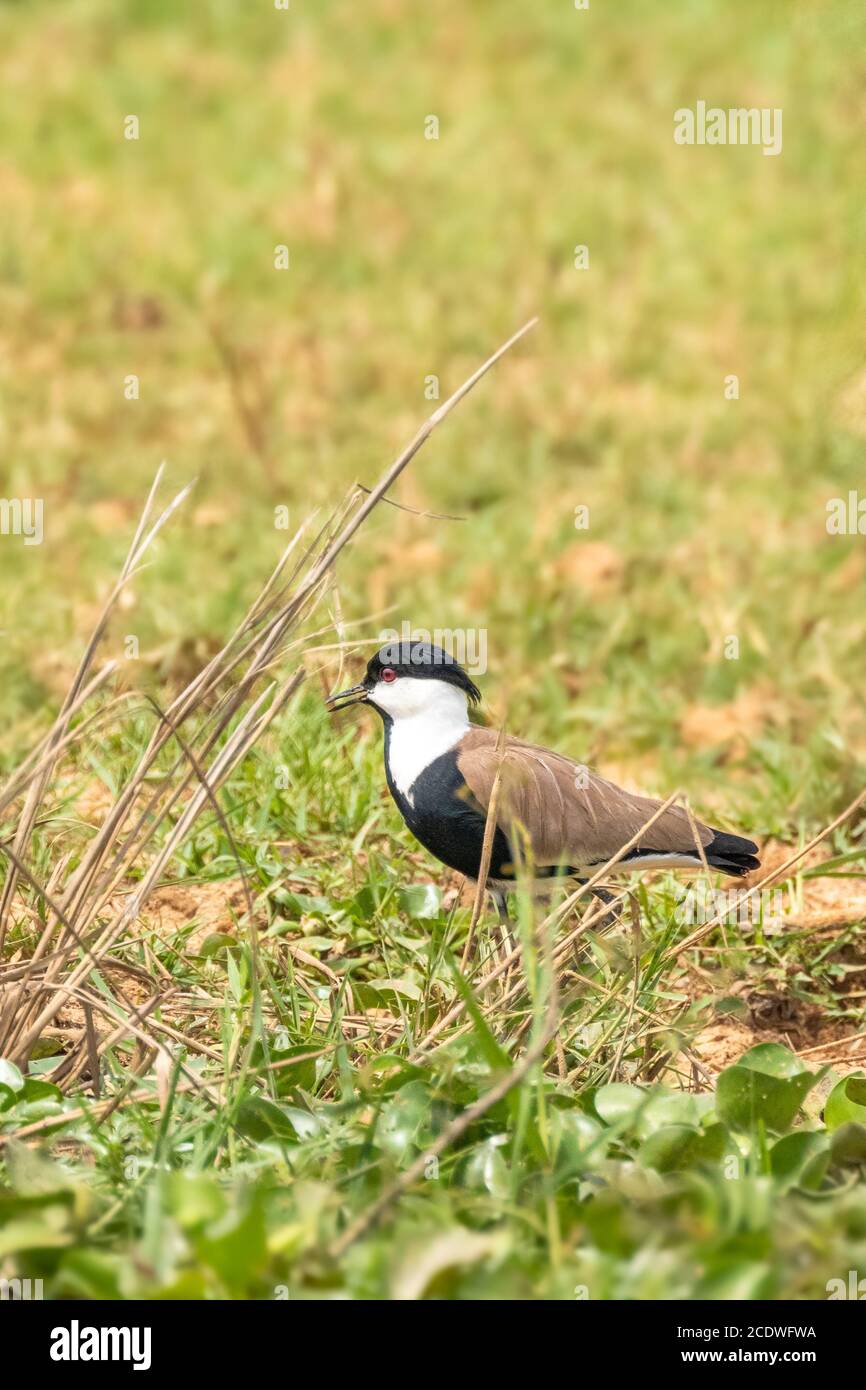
590, 885, 614, 905
566, 880, 622, 933
488, 887, 516, 960
489, 887, 511, 923
588, 884, 622, 930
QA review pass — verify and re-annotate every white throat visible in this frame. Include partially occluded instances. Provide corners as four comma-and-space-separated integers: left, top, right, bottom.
375, 678, 470, 802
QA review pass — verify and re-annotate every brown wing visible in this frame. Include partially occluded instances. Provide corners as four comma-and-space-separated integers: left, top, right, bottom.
456, 726, 712, 867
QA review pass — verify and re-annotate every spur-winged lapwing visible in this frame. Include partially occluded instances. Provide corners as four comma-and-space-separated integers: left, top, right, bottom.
327, 643, 760, 912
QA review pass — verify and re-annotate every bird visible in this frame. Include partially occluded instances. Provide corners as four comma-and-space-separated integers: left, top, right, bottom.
326, 642, 760, 918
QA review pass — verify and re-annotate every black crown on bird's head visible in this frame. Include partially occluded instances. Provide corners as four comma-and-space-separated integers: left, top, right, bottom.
366, 642, 481, 704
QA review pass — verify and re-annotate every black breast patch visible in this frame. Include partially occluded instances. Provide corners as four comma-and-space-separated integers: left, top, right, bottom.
383, 743, 514, 880
382, 734, 584, 884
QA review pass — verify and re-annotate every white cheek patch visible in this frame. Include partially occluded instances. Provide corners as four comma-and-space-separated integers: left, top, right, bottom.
376, 677, 471, 800
369, 676, 422, 718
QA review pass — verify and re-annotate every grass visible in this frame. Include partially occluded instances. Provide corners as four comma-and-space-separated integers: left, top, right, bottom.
1, 0, 866, 1300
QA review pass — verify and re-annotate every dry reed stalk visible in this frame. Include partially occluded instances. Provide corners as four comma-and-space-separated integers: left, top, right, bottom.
412, 789, 683, 1057
460, 725, 507, 970
0, 319, 538, 1088
665, 785, 866, 960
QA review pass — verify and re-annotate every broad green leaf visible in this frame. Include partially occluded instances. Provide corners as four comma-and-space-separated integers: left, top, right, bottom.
0, 1195, 73, 1257
463, 1136, 510, 1199
194, 1196, 267, 1288
266, 1040, 324, 1093
379, 1081, 433, 1159
55, 1249, 125, 1300
697, 1261, 775, 1300
716, 1060, 823, 1133
357, 1053, 429, 1094
737, 1043, 810, 1079
0, 1076, 65, 1124
280, 1106, 320, 1139
398, 883, 442, 918
167, 1173, 225, 1229
287, 934, 333, 953
0, 1085, 19, 1114
769, 1131, 830, 1191
366, 976, 423, 1002
829, 1122, 866, 1166
824, 1074, 866, 1131
275, 891, 333, 919
638, 1122, 728, 1173
0, 1215, 72, 1257
594, 1083, 647, 1128
5, 1140, 80, 1198
0, 1058, 24, 1092
346, 886, 377, 920
390, 1226, 508, 1300
3, 1097, 65, 1124
234, 1097, 302, 1143
551, 1108, 609, 1173
196, 933, 233, 958
635, 1089, 707, 1138
20, 1078, 62, 1103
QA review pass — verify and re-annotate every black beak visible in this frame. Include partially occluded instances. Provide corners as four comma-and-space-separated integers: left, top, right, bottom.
326, 682, 369, 713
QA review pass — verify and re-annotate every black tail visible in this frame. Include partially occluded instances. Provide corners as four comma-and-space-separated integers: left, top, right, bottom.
704, 829, 760, 878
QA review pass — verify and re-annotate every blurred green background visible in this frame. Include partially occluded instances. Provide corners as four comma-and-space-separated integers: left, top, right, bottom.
2, 0, 866, 1304
2, 0, 865, 836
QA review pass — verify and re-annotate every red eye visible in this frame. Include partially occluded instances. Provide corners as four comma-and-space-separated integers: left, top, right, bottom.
381, 668, 397, 683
